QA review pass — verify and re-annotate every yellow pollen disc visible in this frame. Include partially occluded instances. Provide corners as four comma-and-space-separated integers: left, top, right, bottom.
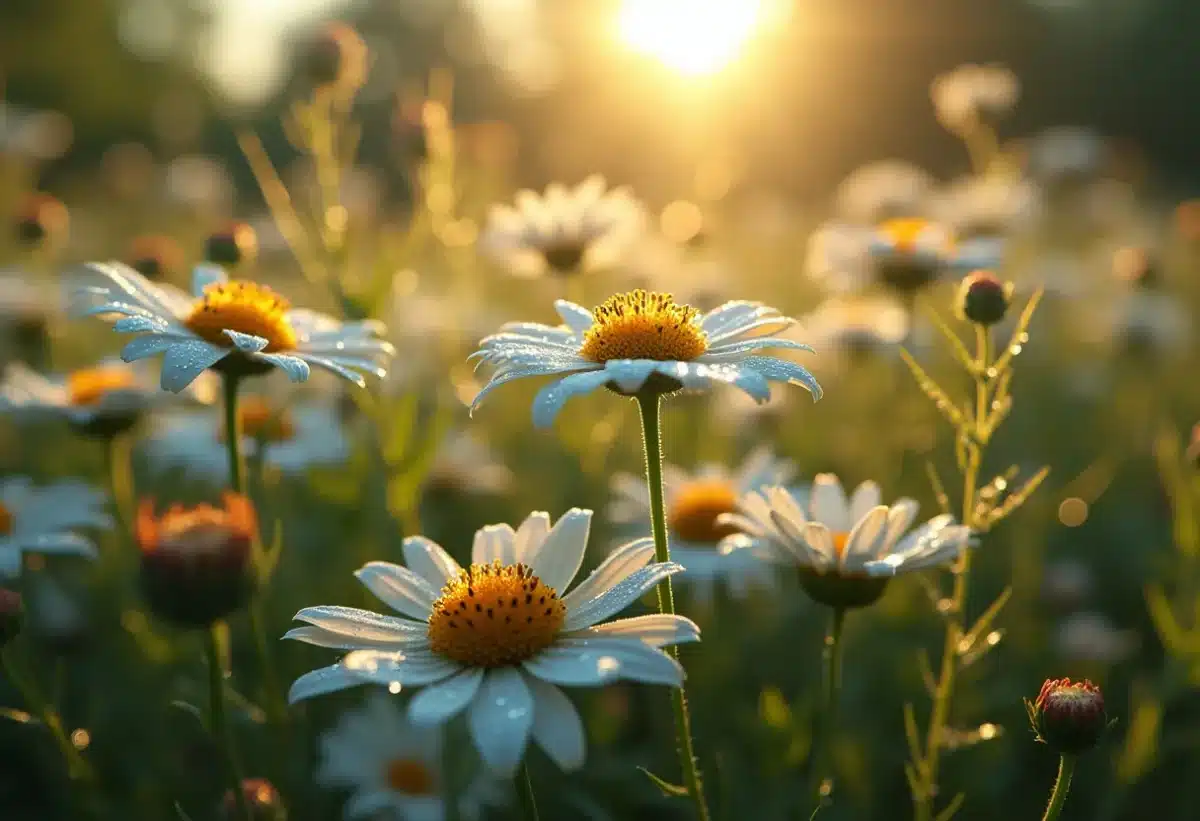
878, 217, 938, 253
831, 532, 850, 559
427, 560, 566, 667
67, 366, 138, 406
0, 502, 12, 537
219, 397, 295, 443
386, 759, 435, 795
667, 480, 740, 544
578, 289, 708, 363
183, 280, 298, 353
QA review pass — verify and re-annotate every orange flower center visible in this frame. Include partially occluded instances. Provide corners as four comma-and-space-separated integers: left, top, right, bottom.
579, 290, 708, 363
385, 759, 435, 795
667, 480, 741, 544
0, 502, 12, 537
67, 366, 138, 406
427, 560, 566, 667
183, 280, 298, 353
218, 397, 295, 443
877, 217, 951, 255
831, 531, 850, 559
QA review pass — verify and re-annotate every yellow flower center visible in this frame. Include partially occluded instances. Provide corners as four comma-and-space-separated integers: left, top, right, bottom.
67, 366, 138, 406
386, 759, 436, 795
183, 280, 298, 353
427, 560, 566, 667
218, 397, 295, 443
878, 217, 933, 253
579, 290, 708, 363
0, 502, 12, 537
667, 481, 741, 544
831, 531, 850, 559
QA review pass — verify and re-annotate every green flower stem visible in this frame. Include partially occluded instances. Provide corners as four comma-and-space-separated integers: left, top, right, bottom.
204, 626, 250, 821
0, 648, 94, 784
1042, 755, 1076, 821
104, 432, 136, 538
914, 326, 990, 821
517, 762, 541, 821
222, 374, 247, 495
810, 607, 846, 807
635, 392, 711, 821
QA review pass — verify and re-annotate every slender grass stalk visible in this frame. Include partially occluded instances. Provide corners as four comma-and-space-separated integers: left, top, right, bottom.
1041, 755, 1076, 821
204, 626, 250, 821
810, 607, 846, 808
914, 327, 990, 821
0, 648, 93, 783
517, 762, 541, 821
635, 392, 711, 821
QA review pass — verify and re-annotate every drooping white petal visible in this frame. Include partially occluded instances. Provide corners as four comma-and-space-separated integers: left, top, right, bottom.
354, 562, 439, 620
525, 508, 591, 593
553, 300, 594, 336
467, 667, 534, 777
531, 369, 612, 428
159, 338, 229, 393
524, 674, 586, 771
253, 352, 311, 383
288, 663, 364, 703
223, 329, 269, 353
408, 667, 485, 727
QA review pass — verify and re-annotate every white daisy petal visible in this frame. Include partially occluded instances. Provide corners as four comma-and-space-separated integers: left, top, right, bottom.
524, 674, 586, 771
471, 524, 517, 565
290, 605, 428, 644
354, 562, 439, 620
288, 663, 364, 703
523, 637, 684, 687
562, 538, 656, 611
254, 352, 311, 382
839, 505, 890, 570
553, 301, 595, 336
119, 333, 195, 362
223, 329, 268, 353
408, 667, 485, 727
403, 536, 463, 589
343, 649, 463, 687
566, 613, 701, 647
467, 668, 534, 777
159, 338, 229, 392
192, 264, 227, 295
884, 499, 921, 548
809, 474, 851, 532
562, 562, 683, 632
512, 512, 551, 565
526, 508, 591, 593
531, 369, 611, 428
849, 482, 883, 523
17, 533, 97, 559
281, 625, 423, 651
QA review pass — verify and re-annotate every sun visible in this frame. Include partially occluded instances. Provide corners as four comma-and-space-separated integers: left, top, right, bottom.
616, 0, 767, 77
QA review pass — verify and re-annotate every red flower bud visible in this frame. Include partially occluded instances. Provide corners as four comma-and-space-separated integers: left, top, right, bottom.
1026, 677, 1107, 755
956, 270, 1012, 326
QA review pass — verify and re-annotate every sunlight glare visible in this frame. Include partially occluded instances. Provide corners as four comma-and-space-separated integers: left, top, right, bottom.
617, 0, 767, 76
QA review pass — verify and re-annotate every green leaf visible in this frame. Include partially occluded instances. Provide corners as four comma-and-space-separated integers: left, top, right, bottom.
958, 588, 1012, 658
638, 766, 690, 798
900, 349, 967, 432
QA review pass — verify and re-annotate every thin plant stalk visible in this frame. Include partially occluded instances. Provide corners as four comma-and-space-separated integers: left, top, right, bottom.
1042, 755, 1076, 821
810, 607, 846, 807
516, 762, 541, 821
0, 649, 93, 783
104, 432, 136, 539
203, 627, 250, 821
914, 327, 990, 821
635, 392, 711, 821
222, 374, 248, 496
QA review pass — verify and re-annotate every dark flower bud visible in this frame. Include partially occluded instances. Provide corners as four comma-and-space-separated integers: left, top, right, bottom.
137, 493, 256, 629
128, 234, 185, 281
203, 222, 258, 268
221, 778, 287, 821
300, 22, 367, 95
14, 193, 69, 249
1025, 677, 1108, 755
0, 589, 23, 648
956, 270, 1012, 326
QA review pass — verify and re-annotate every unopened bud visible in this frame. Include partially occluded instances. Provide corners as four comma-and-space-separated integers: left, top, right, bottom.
300, 22, 367, 95
1026, 677, 1108, 755
203, 222, 258, 268
956, 270, 1012, 326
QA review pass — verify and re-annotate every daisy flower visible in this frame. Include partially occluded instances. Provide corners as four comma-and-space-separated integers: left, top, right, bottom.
285, 509, 699, 776
479, 176, 645, 278
73, 262, 394, 392
608, 448, 793, 604
145, 394, 348, 481
808, 217, 998, 297
0, 478, 110, 579
424, 431, 514, 496
801, 295, 912, 362
0, 359, 211, 439
469, 290, 821, 428
930, 63, 1019, 133
934, 175, 1042, 267
719, 474, 972, 609
317, 691, 501, 820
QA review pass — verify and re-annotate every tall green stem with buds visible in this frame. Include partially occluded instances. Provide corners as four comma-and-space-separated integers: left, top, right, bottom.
636, 393, 710, 821
905, 285, 1047, 821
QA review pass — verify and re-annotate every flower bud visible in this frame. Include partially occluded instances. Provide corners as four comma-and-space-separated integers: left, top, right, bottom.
300, 22, 367, 95
128, 234, 185, 281
203, 222, 258, 268
14, 193, 69, 249
221, 778, 287, 821
956, 270, 1012, 326
136, 494, 256, 629
0, 589, 24, 648
1026, 677, 1107, 755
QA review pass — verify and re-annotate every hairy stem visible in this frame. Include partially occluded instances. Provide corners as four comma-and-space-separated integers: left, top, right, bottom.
636, 392, 711, 821
1042, 755, 1076, 821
